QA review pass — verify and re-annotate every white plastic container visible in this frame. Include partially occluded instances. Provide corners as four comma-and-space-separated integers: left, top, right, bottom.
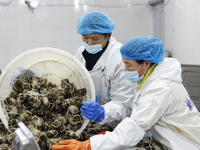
0, 47, 95, 132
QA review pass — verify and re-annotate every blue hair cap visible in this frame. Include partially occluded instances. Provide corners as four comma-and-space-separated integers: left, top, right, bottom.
77, 11, 115, 34
120, 36, 165, 63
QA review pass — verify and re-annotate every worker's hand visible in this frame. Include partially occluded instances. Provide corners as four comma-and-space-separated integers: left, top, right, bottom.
51, 139, 91, 150
51, 131, 106, 150
80, 95, 105, 122
96, 130, 106, 135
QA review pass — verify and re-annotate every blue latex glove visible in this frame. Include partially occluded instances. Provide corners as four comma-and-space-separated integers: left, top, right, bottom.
80, 94, 105, 122
95, 93, 99, 103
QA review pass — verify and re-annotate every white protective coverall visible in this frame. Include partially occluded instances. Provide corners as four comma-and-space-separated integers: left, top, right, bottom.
75, 37, 136, 127
90, 58, 200, 150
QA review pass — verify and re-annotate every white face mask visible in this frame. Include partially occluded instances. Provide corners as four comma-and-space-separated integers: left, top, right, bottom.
82, 38, 107, 54
125, 64, 147, 83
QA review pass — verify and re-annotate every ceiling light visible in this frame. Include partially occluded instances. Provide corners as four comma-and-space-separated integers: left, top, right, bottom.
0, 0, 13, 6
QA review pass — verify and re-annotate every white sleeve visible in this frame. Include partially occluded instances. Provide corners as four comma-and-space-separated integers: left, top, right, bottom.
102, 51, 137, 126
98, 101, 127, 126
90, 117, 145, 150
74, 46, 85, 61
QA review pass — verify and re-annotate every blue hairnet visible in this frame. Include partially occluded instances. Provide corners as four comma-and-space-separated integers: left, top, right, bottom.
120, 36, 165, 63
77, 11, 115, 34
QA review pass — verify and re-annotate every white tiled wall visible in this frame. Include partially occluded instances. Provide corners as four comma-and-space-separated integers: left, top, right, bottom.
165, 0, 200, 65
0, 0, 152, 71
1, 0, 200, 71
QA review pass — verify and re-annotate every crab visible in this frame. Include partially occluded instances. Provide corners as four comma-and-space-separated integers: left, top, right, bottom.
39, 132, 48, 142
0, 144, 10, 150
46, 137, 62, 150
13, 79, 23, 93
68, 114, 83, 126
61, 98, 76, 109
4, 97, 16, 106
54, 114, 67, 125
58, 124, 66, 133
41, 96, 49, 107
67, 105, 80, 115
17, 111, 30, 122
0, 75, 112, 149
51, 120, 62, 129
31, 116, 44, 127
46, 130, 58, 138
64, 130, 81, 140
0, 136, 7, 144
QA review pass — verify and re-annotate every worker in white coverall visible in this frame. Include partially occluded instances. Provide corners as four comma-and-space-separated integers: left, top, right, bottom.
52, 36, 200, 150
73, 11, 136, 128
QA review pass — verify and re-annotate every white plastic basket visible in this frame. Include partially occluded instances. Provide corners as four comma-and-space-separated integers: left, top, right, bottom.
0, 47, 95, 131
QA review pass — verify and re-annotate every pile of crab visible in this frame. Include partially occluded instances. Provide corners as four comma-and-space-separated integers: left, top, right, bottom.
0, 72, 112, 150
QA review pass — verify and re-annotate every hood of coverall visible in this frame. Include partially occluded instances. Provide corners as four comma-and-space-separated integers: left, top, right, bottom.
147, 58, 182, 83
